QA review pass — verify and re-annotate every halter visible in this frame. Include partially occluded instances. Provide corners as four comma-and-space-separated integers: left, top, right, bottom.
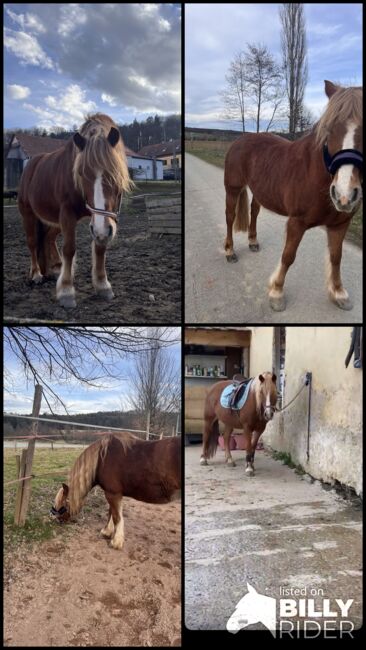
323, 144, 363, 177
50, 505, 67, 516
85, 203, 119, 222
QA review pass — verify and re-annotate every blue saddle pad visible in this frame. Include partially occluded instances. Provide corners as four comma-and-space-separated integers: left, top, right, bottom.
220, 379, 253, 410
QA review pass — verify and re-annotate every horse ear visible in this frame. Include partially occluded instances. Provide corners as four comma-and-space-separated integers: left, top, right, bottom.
272, 373, 277, 383
73, 132, 86, 151
258, 374, 264, 383
62, 483, 69, 496
324, 80, 339, 99
107, 126, 120, 148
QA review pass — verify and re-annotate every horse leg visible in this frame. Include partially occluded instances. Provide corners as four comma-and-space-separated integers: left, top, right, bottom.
326, 221, 353, 310
56, 214, 77, 309
100, 505, 114, 538
44, 226, 62, 279
20, 207, 44, 283
224, 424, 235, 466
224, 186, 241, 263
104, 492, 124, 550
241, 425, 255, 476
248, 430, 263, 475
248, 196, 261, 251
268, 218, 307, 311
92, 241, 114, 300
200, 416, 215, 465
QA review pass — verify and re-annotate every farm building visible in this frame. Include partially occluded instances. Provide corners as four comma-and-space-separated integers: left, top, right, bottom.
4, 133, 163, 189
185, 326, 362, 495
138, 139, 181, 178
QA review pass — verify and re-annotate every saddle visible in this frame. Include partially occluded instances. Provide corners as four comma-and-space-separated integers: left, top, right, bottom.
229, 375, 251, 409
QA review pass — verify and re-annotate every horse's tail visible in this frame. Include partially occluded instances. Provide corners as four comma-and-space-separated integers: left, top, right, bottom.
206, 419, 220, 458
36, 220, 48, 276
233, 187, 249, 233
68, 437, 108, 516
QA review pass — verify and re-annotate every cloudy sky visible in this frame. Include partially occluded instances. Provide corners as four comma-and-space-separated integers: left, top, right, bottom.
185, 3, 362, 130
4, 328, 181, 415
4, 3, 181, 131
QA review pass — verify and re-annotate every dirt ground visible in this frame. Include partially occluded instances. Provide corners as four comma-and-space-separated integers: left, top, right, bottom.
3, 204, 181, 323
4, 490, 181, 647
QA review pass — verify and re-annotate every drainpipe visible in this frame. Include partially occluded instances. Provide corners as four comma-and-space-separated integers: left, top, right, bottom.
305, 372, 312, 462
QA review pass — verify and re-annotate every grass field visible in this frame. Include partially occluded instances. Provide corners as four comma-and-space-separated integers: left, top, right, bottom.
185, 139, 362, 248
3, 447, 91, 551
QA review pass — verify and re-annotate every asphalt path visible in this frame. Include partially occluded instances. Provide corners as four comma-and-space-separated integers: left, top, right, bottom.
185, 153, 362, 323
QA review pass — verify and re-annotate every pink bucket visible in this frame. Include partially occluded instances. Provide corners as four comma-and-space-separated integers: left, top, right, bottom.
218, 435, 236, 450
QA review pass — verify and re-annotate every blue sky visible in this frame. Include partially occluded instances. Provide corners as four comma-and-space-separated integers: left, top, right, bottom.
4, 3, 181, 131
185, 2, 362, 130
4, 328, 181, 414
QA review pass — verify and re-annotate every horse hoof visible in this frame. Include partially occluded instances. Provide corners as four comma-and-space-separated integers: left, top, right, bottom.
100, 528, 113, 538
31, 273, 44, 285
227, 460, 236, 467
269, 296, 286, 311
59, 295, 76, 309
98, 288, 115, 301
334, 297, 353, 311
245, 467, 254, 476
249, 243, 260, 252
226, 253, 238, 263
200, 457, 208, 466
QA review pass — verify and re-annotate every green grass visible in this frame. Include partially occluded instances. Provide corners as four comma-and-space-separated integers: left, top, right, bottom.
272, 450, 305, 474
3, 447, 80, 550
185, 139, 362, 247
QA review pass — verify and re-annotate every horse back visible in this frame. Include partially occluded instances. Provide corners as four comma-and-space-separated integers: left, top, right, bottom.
96, 435, 181, 504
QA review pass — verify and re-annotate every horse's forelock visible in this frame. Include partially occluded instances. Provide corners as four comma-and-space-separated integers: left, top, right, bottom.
72, 114, 134, 195
315, 86, 363, 147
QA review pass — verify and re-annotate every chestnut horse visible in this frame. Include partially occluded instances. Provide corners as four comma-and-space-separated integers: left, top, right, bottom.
200, 373, 277, 475
224, 81, 363, 311
18, 113, 133, 309
51, 433, 181, 550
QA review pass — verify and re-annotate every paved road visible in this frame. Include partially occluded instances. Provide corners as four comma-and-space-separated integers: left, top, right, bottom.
185, 153, 362, 323
185, 445, 362, 632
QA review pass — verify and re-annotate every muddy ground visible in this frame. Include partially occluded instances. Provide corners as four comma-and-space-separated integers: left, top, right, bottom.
3, 202, 181, 323
4, 488, 181, 647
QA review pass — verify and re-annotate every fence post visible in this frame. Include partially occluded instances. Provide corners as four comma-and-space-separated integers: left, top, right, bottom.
146, 411, 150, 440
16, 384, 43, 526
14, 449, 27, 525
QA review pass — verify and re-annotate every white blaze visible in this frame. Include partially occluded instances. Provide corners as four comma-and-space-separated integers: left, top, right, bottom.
335, 122, 357, 200
92, 172, 107, 236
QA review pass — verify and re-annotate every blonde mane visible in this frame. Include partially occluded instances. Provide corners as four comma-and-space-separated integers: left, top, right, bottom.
72, 113, 134, 196
67, 432, 137, 516
315, 85, 363, 147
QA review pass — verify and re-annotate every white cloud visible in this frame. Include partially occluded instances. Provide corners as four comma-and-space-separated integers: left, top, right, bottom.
101, 93, 117, 107
23, 84, 98, 130
4, 28, 54, 69
58, 4, 87, 37
6, 8, 46, 33
7, 84, 31, 100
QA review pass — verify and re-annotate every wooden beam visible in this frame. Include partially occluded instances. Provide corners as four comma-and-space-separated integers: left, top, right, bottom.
185, 328, 251, 347
17, 384, 43, 526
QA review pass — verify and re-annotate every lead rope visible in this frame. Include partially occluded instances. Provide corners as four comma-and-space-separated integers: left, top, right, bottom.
275, 377, 310, 413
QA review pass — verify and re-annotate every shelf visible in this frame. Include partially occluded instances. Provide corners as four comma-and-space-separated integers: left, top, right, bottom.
185, 375, 228, 379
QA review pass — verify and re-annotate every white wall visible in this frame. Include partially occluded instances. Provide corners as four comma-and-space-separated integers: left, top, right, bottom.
250, 327, 362, 495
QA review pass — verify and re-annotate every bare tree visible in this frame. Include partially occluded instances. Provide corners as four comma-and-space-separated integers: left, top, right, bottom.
4, 327, 180, 412
280, 3, 308, 137
244, 43, 284, 132
128, 327, 181, 436
220, 52, 248, 132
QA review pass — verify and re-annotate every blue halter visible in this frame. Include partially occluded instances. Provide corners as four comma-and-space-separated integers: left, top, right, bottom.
323, 144, 363, 176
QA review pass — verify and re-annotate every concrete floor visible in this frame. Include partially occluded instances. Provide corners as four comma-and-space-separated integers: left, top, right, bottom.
185, 445, 362, 634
